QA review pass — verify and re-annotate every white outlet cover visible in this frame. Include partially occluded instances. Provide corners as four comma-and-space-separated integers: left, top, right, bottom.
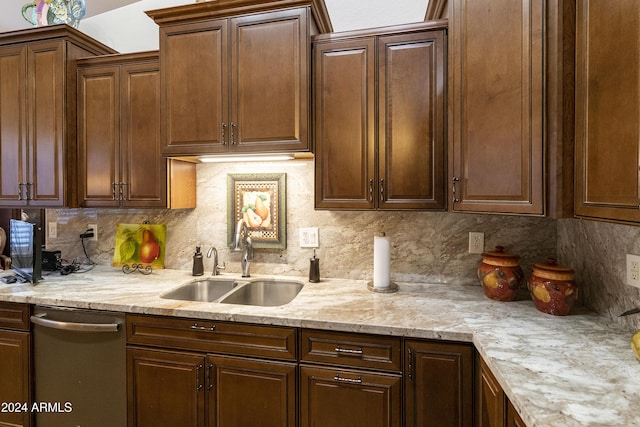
88, 224, 98, 242
299, 227, 319, 248
468, 232, 484, 254
626, 254, 640, 288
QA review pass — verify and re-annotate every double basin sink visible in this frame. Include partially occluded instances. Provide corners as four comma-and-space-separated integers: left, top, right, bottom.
160, 277, 304, 307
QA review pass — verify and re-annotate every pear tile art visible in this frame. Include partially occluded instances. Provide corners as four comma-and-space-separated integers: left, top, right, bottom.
113, 223, 166, 269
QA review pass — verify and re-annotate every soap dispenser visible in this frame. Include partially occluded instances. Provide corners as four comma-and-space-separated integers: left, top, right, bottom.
309, 249, 320, 283
192, 246, 204, 276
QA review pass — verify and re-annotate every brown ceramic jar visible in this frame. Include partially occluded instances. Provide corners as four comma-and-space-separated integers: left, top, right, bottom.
477, 246, 524, 301
527, 258, 578, 316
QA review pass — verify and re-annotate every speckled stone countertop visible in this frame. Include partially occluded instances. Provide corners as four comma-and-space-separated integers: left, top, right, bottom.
1, 266, 638, 427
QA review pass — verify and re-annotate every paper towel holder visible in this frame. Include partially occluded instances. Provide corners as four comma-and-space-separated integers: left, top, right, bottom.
367, 281, 398, 293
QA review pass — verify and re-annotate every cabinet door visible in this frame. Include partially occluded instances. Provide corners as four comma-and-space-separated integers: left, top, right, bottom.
127, 347, 205, 427
574, 0, 640, 222
0, 330, 31, 427
405, 340, 473, 427
379, 30, 446, 210
314, 38, 376, 209
160, 19, 228, 155
77, 65, 120, 207
230, 8, 309, 152
121, 62, 166, 207
0, 46, 27, 205
300, 365, 401, 427
477, 354, 506, 427
449, 0, 544, 215
27, 41, 65, 206
208, 355, 296, 427
506, 400, 526, 427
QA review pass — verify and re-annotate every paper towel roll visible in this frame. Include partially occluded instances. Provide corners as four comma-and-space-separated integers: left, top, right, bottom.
373, 233, 391, 289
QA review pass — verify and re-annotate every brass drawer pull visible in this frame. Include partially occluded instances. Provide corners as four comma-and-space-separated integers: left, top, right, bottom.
334, 345, 363, 356
333, 374, 362, 384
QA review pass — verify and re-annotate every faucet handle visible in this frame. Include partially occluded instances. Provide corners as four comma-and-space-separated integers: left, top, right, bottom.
214, 262, 226, 275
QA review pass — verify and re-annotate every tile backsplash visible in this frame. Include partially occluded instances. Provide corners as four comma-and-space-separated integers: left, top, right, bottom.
558, 218, 640, 331
45, 160, 640, 330
46, 160, 556, 286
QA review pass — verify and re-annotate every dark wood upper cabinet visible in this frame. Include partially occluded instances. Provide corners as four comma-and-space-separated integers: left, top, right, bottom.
146, 0, 332, 157
314, 22, 447, 210
449, 0, 545, 215
77, 52, 195, 209
313, 36, 376, 209
574, 0, 640, 223
0, 26, 115, 208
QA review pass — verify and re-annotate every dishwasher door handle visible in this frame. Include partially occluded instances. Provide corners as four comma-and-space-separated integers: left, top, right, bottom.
31, 313, 121, 332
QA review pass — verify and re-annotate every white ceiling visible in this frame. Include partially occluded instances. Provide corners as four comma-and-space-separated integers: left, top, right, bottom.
1, 0, 429, 52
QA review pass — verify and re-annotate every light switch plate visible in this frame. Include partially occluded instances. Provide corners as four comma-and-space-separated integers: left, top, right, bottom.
48, 222, 57, 239
299, 227, 319, 248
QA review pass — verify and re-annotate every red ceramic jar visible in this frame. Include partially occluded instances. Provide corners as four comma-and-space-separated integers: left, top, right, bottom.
527, 258, 578, 316
477, 246, 524, 302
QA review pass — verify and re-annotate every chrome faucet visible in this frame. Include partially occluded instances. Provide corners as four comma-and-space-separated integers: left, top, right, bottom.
232, 219, 253, 277
207, 247, 225, 276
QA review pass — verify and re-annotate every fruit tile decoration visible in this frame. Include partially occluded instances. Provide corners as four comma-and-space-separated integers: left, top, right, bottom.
227, 173, 286, 249
113, 223, 166, 269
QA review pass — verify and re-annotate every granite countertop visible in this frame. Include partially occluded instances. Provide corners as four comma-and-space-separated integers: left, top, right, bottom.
0, 266, 638, 427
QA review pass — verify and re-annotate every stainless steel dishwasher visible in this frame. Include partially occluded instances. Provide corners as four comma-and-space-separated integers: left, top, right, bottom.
31, 305, 126, 427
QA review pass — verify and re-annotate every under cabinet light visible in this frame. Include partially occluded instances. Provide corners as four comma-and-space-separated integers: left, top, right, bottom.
199, 154, 295, 163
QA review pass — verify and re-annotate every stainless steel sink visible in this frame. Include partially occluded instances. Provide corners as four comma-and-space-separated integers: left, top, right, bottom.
161, 278, 239, 302
220, 280, 304, 307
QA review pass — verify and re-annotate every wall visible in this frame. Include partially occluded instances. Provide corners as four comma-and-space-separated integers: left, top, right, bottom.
46, 161, 556, 286
558, 219, 640, 331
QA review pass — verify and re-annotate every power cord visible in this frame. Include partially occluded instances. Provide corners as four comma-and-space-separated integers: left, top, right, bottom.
63, 228, 97, 274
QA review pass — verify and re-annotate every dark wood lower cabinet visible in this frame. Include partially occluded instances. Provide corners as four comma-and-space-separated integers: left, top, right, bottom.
126, 316, 483, 427
507, 401, 526, 427
208, 355, 296, 427
0, 330, 31, 427
405, 340, 474, 427
127, 347, 205, 427
127, 348, 296, 427
477, 353, 527, 427
0, 302, 31, 427
477, 353, 506, 427
300, 366, 402, 427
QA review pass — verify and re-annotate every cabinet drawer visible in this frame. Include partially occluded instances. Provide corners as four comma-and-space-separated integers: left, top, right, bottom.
300, 365, 402, 427
301, 329, 401, 372
0, 302, 30, 331
126, 314, 296, 361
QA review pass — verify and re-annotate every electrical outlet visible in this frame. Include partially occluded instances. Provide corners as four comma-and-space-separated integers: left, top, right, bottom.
299, 227, 319, 248
626, 254, 640, 288
87, 224, 98, 242
469, 232, 484, 254
48, 222, 57, 239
